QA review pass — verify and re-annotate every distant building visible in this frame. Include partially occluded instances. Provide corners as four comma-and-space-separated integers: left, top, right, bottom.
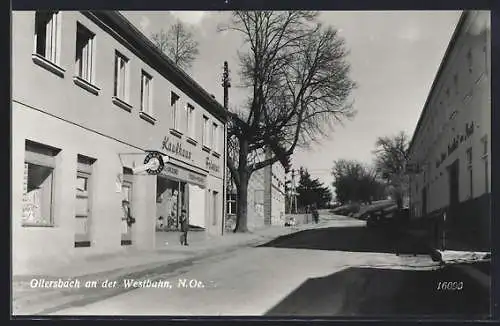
225, 150, 286, 231
407, 11, 491, 250
12, 11, 227, 274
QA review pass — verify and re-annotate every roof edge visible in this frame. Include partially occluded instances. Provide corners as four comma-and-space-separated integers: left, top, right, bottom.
407, 11, 469, 156
88, 11, 228, 123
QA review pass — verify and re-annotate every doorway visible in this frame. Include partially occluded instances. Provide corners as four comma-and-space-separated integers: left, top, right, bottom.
447, 159, 459, 222
421, 186, 427, 216
121, 171, 133, 246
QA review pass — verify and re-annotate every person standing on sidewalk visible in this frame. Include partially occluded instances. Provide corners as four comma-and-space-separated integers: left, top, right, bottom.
312, 207, 319, 224
179, 209, 189, 246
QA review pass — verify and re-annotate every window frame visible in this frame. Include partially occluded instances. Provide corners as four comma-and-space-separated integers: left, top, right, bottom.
171, 92, 180, 132
202, 115, 210, 149
140, 70, 154, 116
466, 147, 473, 199
34, 11, 61, 65
481, 136, 489, 193
75, 22, 96, 83
212, 191, 218, 226
212, 123, 218, 153
226, 193, 237, 215
113, 50, 130, 102
186, 103, 195, 139
74, 156, 94, 247
32, 11, 65, 77
22, 147, 58, 227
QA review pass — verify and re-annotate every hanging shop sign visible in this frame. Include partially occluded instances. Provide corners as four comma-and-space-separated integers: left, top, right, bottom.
159, 162, 207, 188
161, 136, 192, 160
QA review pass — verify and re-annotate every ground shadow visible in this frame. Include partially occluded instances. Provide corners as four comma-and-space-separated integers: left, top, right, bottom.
265, 264, 491, 318
258, 227, 430, 255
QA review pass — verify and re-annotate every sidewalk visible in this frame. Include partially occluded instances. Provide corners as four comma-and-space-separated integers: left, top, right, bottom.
13, 223, 319, 315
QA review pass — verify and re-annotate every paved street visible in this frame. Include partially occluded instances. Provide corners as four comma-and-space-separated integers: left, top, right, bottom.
47, 214, 489, 318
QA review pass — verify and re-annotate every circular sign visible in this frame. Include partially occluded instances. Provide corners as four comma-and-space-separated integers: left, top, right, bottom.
144, 151, 165, 175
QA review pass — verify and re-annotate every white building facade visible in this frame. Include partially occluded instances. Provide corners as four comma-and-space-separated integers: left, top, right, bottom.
225, 151, 286, 231
407, 10, 491, 250
12, 11, 227, 274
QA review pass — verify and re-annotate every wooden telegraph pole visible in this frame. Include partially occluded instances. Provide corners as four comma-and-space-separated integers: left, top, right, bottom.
222, 61, 231, 235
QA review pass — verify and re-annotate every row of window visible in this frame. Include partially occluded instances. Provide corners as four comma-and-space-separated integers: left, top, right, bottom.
415, 42, 486, 157
34, 11, 222, 153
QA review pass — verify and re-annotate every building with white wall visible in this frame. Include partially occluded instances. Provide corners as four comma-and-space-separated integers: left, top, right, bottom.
407, 10, 491, 250
12, 11, 227, 274
225, 151, 286, 231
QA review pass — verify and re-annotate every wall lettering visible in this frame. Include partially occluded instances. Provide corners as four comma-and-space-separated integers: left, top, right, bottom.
161, 137, 192, 160
206, 157, 220, 173
435, 121, 476, 169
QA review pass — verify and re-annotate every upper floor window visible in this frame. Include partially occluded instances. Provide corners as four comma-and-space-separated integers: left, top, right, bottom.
75, 23, 95, 83
34, 11, 60, 64
186, 104, 195, 139
171, 92, 180, 131
114, 51, 129, 101
202, 115, 210, 148
212, 123, 218, 152
141, 71, 153, 115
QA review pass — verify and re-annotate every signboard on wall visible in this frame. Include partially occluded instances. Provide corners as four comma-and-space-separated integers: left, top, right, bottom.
159, 162, 207, 188
161, 137, 192, 160
206, 157, 221, 173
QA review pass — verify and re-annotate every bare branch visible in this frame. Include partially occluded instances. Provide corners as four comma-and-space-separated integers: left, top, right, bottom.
151, 20, 199, 70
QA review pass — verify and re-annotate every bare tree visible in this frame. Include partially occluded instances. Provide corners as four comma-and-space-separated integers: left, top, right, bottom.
332, 160, 384, 205
220, 11, 356, 232
151, 21, 199, 70
373, 131, 410, 209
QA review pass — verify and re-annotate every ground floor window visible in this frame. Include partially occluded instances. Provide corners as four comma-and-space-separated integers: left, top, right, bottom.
466, 147, 473, 199
22, 140, 60, 227
212, 191, 218, 226
226, 193, 237, 215
156, 177, 187, 231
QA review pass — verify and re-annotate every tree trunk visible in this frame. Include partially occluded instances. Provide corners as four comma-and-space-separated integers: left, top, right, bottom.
234, 171, 249, 233
234, 138, 250, 233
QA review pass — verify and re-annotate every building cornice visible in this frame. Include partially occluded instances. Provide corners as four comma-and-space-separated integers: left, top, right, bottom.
408, 10, 469, 155
83, 11, 228, 123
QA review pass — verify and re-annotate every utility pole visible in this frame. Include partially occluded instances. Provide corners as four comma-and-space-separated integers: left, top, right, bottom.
291, 169, 297, 214
222, 61, 231, 234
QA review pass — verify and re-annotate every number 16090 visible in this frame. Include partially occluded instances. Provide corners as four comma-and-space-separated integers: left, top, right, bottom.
437, 281, 464, 290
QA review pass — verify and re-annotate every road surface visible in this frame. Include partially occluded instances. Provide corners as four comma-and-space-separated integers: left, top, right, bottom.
49, 214, 490, 318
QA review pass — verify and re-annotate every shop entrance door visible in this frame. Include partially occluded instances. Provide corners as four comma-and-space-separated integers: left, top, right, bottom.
121, 174, 133, 246
421, 186, 427, 216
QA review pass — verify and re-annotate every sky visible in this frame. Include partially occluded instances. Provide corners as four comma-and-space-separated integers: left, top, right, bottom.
122, 10, 462, 193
